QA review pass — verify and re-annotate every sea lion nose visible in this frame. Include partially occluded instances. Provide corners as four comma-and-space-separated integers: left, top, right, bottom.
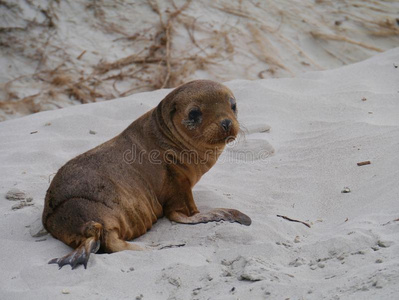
220, 119, 232, 132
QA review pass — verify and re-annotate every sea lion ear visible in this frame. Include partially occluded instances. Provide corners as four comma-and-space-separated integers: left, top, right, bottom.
169, 102, 177, 119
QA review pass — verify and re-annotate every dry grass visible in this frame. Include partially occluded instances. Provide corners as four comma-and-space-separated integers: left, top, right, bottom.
0, 0, 398, 120
247, 23, 292, 74
310, 31, 384, 52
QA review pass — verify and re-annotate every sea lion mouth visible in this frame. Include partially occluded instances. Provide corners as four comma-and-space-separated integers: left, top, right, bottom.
204, 120, 239, 146
207, 133, 237, 146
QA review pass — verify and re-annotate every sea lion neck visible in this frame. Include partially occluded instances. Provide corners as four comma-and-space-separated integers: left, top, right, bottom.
152, 102, 191, 152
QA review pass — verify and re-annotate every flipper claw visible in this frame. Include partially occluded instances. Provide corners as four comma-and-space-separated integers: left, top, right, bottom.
49, 238, 100, 269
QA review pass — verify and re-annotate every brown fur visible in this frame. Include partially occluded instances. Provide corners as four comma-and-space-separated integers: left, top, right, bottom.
42, 80, 251, 269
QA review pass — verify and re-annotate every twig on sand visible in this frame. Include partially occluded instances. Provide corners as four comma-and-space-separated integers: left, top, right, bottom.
357, 160, 371, 166
77, 50, 87, 60
157, 243, 186, 250
277, 215, 311, 228
382, 218, 399, 226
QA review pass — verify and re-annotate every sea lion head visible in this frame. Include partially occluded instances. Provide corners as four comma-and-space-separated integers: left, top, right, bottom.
159, 80, 239, 150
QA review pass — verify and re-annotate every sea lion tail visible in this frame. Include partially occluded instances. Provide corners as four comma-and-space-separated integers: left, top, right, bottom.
49, 221, 102, 270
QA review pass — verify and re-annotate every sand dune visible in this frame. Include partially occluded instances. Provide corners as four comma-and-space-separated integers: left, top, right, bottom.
1, 0, 398, 121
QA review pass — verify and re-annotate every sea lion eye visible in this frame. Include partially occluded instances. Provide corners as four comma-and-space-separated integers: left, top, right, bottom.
182, 108, 202, 129
188, 108, 202, 122
229, 98, 237, 112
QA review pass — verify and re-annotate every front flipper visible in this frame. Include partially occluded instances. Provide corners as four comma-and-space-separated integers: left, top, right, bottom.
49, 237, 100, 269
168, 208, 251, 226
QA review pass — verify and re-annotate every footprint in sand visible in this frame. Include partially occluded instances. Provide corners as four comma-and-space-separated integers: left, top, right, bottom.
223, 124, 274, 162
243, 124, 271, 134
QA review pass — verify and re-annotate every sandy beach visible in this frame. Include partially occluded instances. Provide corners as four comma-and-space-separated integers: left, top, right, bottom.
0, 47, 398, 299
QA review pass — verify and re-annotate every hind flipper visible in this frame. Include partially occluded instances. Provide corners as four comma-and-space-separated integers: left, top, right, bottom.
49, 237, 100, 269
49, 221, 102, 269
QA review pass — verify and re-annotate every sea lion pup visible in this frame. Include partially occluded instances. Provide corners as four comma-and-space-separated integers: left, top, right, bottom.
42, 79, 251, 269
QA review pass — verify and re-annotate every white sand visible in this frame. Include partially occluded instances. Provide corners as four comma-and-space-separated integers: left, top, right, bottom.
0, 48, 398, 299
